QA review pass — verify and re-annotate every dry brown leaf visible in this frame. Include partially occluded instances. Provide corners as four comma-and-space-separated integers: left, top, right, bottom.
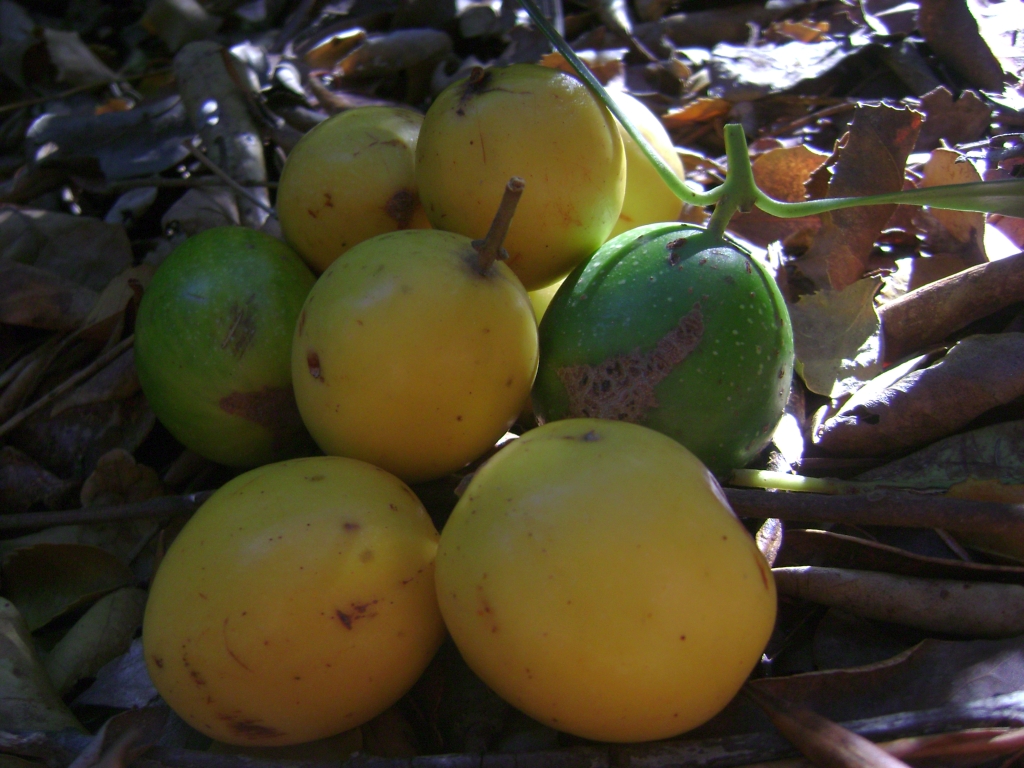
339, 29, 452, 79
799, 103, 922, 291
0, 262, 97, 331
539, 50, 625, 85
914, 87, 992, 152
918, 0, 1005, 92
729, 145, 829, 247
661, 97, 731, 128
79, 448, 163, 508
0, 445, 71, 515
915, 148, 986, 266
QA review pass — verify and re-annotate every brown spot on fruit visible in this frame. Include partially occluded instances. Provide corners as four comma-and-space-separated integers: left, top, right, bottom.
344, 521, 360, 531
337, 610, 352, 629
218, 386, 308, 453
323, 192, 334, 208
307, 474, 325, 481
557, 305, 704, 422
307, 351, 322, 380
221, 294, 258, 358
297, 310, 306, 335
385, 189, 417, 228
152, 655, 164, 668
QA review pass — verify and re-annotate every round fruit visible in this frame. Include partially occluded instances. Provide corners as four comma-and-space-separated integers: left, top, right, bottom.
606, 91, 685, 239
143, 456, 444, 746
416, 64, 625, 290
533, 223, 794, 476
135, 227, 316, 467
528, 277, 564, 323
277, 106, 430, 273
435, 418, 776, 742
292, 224, 538, 484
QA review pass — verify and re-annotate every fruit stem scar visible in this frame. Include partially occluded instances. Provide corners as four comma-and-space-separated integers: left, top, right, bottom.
472, 177, 525, 275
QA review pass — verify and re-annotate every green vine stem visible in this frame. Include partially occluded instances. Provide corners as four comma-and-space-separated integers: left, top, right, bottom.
518, 0, 1024, 220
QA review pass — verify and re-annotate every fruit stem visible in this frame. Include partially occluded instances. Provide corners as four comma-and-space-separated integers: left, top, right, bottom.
473, 177, 526, 274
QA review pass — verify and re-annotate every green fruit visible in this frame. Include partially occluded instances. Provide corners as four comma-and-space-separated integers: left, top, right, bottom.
136, 227, 317, 467
533, 223, 794, 475
416, 64, 625, 290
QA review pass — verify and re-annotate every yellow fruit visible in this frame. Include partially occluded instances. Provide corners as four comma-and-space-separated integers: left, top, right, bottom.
607, 91, 685, 239
292, 226, 538, 484
435, 419, 776, 742
416, 64, 625, 290
277, 107, 430, 273
143, 456, 444, 746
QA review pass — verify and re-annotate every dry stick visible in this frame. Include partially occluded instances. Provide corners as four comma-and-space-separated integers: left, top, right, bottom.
723, 487, 1024, 540
472, 177, 526, 273
743, 685, 915, 768
0, 491, 214, 531
878, 250, 1024, 363
0, 335, 134, 440
182, 139, 277, 218
773, 566, 1024, 638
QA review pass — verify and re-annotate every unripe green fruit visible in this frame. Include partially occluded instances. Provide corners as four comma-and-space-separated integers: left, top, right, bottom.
277, 107, 430, 273
416, 64, 625, 290
135, 227, 316, 467
607, 91, 684, 239
533, 223, 794, 475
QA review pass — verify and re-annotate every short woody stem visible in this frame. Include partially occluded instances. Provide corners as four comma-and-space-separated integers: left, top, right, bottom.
473, 177, 525, 274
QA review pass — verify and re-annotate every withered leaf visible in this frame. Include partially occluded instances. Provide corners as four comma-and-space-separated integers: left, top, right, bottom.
0, 445, 71, 515
790, 277, 883, 397
814, 334, 1024, 457
339, 30, 452, 79
729, 144, 829, 247
44, 587, 147, 696
0, 598, 83, 732
79, 448, 163, 508
1, 543, 134, 631
74, 638, 159, 709
914, 87, 992, 152
0, 262, 97, 331
799, 103, 922, 291
915, 148, 986, 267
918, 0, 1005, 92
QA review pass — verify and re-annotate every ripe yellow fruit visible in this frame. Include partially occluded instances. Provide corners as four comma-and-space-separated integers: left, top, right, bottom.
291, 226, 538, 484
416, 64, 625, 290
276, 107, 430, 273
607, 91, 685, 239
435, 419, 776, 742
143, 457, 444, 746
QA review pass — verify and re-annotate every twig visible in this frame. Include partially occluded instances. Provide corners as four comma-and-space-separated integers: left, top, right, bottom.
723, 487, 1024, 540
0, 68, 173, 116
878, 250, 1024, 364
0, 491, 214, 531
182, 139, 277, 218
0, 335, 135, 439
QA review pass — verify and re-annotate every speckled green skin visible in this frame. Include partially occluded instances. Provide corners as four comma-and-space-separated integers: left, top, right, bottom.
533, 223, 794, 476
135, 227, 317, 467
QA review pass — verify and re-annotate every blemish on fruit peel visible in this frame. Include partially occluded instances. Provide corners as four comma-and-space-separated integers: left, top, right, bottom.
385, 188, 417, 228
221, 295, 258, 358
218, 387, 306, 451
556, 305, 704, 422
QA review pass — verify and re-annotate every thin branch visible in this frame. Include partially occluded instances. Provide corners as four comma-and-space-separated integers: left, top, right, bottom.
182, 139, 277, 218
0, 491, 215, 531
0, 335, 135, 439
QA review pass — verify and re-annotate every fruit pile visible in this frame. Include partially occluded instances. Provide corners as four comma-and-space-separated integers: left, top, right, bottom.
136, 63, 788, 748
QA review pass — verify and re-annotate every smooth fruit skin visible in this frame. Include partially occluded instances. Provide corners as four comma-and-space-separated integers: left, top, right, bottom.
292, 229, 539, 484
277, 107, 430, 273
135, 227, 316, 467
416, 64, 626, 291
143, 456, 444, 746
435, 419, 776, 742
607, 91, 684, 239
533, 223, 794, 476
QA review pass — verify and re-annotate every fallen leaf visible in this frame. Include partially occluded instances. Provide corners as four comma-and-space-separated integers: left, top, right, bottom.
798, 103, 922, 291
1, 543, 134, 631
0, 446, 71, 515
0, 262, 98, 331
729, 144, 829, 247
160, 186, 239, 237
790, 277, 883, 397
79, 448, 163, 508
67, 706, 168, 768
44, 587, 147, 695
661, 97, 731, 128
78, 265, 154, 343
919, 0, 1005, 92
41, 29, 117, 88
814, 334, 1024, 457
0, 209, 132, 291
913, 87, 992, 152
339, 29, 452, 79
140, 0, 222, 52
73, 638, 159, 709
0, 597, 83, 732
859, 0, 920, 36
915, 148, 986, 266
